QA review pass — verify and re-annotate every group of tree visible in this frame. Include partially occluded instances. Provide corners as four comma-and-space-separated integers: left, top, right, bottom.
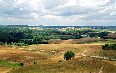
0, 26, 112, 46
102, 44, 116, 50
0, 27, 82, 45
89, 32, 109, 38
0, 27, 46, 45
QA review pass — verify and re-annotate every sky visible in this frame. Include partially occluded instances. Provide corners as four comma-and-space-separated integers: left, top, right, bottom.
0, 0, 116, 26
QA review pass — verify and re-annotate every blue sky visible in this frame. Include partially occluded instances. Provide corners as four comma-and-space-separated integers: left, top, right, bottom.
0, 0, 116, 26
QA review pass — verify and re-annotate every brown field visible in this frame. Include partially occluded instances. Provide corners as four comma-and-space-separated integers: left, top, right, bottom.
48, 38, 101, 44
0, 46, 47, 64
0, 46, 47, 73
9, 57, 116, 73
28, 44, 101, 58
0, 43, 116, 73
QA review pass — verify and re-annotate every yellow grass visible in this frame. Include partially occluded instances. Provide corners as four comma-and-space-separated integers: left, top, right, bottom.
0, 43, 116, 73
9, 57, 116, 73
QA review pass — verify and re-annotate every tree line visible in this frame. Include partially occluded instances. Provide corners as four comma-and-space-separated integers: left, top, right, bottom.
0, 27, 109, 46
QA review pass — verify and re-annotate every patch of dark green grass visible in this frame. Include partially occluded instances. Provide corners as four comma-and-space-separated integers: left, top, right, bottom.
0, 60, 23, 68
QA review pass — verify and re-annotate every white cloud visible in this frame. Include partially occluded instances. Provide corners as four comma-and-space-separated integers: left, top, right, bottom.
0, 0, 115, 26
110, 12, 116, 16
79, 0, 112, 7
64, 0, 78, 6
29, 0, 43, 11
42, 15, 62, 20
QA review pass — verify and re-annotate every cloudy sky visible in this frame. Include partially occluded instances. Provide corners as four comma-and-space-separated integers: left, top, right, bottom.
0, 0, 116, 26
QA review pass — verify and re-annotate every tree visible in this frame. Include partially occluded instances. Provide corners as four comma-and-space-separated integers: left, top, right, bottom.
64, 51, 75, 60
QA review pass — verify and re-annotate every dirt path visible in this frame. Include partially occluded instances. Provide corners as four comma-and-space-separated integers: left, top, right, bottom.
99, 63, 103, 73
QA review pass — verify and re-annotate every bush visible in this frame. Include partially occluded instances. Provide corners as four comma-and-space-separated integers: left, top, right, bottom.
19, 63, 24, 66
102, 44, 110, 50
15, 43, 28, 46
33, 61, 37, 64
102, 44, 116, 50
58, 60, 63, 62
64, 51, 75, 60
0, 42, 4, 45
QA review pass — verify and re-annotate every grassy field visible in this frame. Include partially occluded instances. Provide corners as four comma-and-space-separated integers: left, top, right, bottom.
27, 44, 116, 58
0, 46, 47, 73
9, 57, 116, 73
0, 42, 116, 73
88, 40, 116, 44
48, 38, 116, 45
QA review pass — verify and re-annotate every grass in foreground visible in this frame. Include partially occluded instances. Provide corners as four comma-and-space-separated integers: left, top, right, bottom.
9, 57, 116, 73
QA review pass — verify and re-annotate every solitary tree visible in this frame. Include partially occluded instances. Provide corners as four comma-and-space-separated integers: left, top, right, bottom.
64, 51, 75, 60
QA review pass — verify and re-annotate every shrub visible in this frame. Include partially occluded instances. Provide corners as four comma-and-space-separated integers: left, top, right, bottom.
64, 51, 75, 60
15, 43, 28, 46
102, 44, 110, 50
102, 44, 116, 50
33, 61, 37, 64
0, 42, 4, 45
19, 63, 24, 66
58, 60, 63, 62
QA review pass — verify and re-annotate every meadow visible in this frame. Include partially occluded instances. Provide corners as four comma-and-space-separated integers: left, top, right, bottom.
0, 42, 116, 73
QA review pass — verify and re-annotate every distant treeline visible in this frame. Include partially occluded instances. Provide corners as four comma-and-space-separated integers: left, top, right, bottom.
0, 27, 81, 45
0, 27, 110, 45
0, 27, 34, 45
